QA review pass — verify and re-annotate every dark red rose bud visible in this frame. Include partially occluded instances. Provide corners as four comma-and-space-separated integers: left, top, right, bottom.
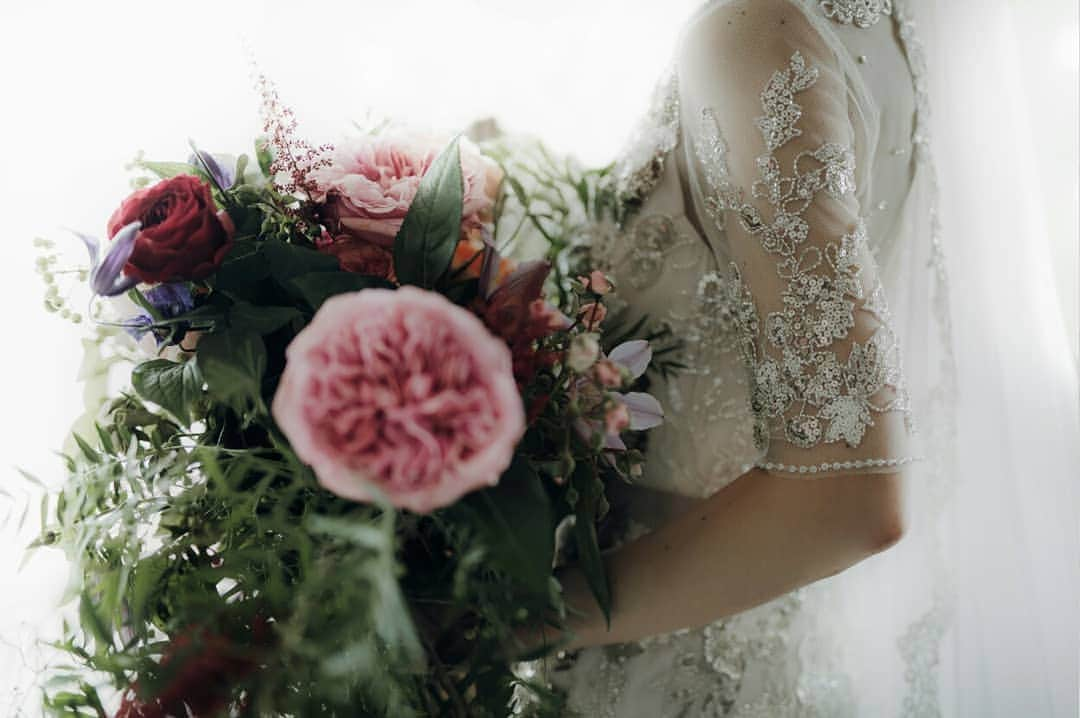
106, 175, 233, 285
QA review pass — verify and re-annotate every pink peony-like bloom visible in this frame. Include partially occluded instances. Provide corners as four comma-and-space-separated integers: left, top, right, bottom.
311, 131, 501, 248
272, 287, 525, 513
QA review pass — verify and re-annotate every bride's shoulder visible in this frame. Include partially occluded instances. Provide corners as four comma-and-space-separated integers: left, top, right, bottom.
680, 0, 831, 66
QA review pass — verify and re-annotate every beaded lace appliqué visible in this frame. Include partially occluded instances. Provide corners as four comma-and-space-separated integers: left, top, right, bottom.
694, 51, 910, 456
612, 67, 681, 210
818, 0, 892, 28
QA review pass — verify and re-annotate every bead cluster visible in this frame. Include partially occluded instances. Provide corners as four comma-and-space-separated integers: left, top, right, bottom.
757, 455, 919, 474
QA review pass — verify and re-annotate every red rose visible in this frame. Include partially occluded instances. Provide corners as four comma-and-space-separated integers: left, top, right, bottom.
106, 175, 233, 285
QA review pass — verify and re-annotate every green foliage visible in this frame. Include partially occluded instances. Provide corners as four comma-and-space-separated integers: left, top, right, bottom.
570, 463, 612, 626
393, 136, 465, 288
37, 133, 670, 718
197, 329, 267, 416
463, 457, 555, 596
287, 272, 394, 311
131, 359, 204, 425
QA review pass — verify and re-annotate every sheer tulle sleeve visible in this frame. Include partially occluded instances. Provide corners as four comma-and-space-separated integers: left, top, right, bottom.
676, 0, 918, 477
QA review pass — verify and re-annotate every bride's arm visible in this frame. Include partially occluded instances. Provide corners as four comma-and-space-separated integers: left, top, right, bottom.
552, 468, 904, 649
535, 0, 918, 651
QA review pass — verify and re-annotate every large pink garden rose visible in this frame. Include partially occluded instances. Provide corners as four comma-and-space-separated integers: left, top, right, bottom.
271, 287, 525, 513
311, 131, 501, 249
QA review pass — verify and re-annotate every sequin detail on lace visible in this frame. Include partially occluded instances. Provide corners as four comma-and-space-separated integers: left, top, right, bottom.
612, 67, 681, 211
585, 214, 698, 291
818, 0, 892, 28
693, 51, 911, 456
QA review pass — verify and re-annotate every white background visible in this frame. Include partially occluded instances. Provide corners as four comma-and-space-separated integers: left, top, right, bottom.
0, 0, 1075, 713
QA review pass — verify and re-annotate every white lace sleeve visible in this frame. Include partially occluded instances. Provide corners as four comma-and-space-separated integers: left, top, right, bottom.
678, 0, 918, 477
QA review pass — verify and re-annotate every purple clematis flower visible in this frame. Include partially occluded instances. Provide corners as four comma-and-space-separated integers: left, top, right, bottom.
126, 282, 196, 343
74, 221, 142, 297
188, 148, 236, 190
144, 282, 195, 317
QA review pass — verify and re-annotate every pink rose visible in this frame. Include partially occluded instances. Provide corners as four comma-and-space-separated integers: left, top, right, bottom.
312, 131, 500, 248
272, 287, 525, 513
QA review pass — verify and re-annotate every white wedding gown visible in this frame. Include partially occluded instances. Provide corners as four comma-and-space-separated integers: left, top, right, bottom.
529, 0, 1078, 716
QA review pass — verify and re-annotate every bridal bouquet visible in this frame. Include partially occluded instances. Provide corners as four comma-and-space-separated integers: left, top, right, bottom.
30, 82, 665, 718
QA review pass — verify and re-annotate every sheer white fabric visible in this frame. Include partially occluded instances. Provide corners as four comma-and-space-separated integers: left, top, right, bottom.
537, 0, 1079, 716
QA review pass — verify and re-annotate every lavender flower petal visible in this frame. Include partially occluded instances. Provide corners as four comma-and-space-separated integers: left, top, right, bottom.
144, 283, 195, 318
70, 229, 99, 266
609, 340, 652, 380
123, 314, 154, 341
574, 418, 628, 451
603, 431, 628, 451
618, 391, 664, 430
189, 149, 236, 190
91, 221, 141, 296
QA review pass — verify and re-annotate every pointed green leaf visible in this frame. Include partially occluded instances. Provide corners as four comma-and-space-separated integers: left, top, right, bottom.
571, 463, 611, 625
263, 239, 340, 280
255, 136, 274, 177
131, 359, 204, 425
138, 160, 196, 180
196, 330, 267, 412
393, 136, 464, 288
466, 456, 554, 594
71, 433, 99, 463
228, 301, 301, 334
287, 272, 394, 311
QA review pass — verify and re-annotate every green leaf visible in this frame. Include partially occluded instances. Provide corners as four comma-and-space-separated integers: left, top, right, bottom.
196, 330, 267, 412
131, 359, 203, 425
129, 557, 168, 629
393, 136, 464, 288
255, 136, 274, 177
71, 433, 99, 463
79, 591, 112, 652
210, 241, 270, 292
287, 272, 394, 311
262, 239, 341, 280
571, 463, 611, 626
138, 160, 196, 180
466, 456, 554, 594
228, 301, 301, 335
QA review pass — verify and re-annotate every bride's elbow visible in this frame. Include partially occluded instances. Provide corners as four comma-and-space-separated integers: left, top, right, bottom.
856, 473, 907, 555
867, 506, 905, 554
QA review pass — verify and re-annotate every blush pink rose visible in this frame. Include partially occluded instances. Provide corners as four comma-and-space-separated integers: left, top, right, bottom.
271, 286, 525, 513
311, 131, 501, 249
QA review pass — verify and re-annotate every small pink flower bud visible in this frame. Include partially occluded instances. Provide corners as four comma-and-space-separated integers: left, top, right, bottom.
578, 302, 607, 331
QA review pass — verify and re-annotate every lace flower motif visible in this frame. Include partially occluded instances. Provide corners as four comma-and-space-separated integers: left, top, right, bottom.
692, 52, 911, 453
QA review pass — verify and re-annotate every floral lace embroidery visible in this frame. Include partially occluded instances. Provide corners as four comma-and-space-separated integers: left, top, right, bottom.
892, 2, 958, 716
612, 66, 681, 210
818, 0, 892, 28
693, 51, 911, 454
587, 211, 761, 496
640, 593, 817, 717
584, 214, 698, 291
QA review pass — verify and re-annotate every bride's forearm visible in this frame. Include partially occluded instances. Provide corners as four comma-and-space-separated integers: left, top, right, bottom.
554, 468, 905, 649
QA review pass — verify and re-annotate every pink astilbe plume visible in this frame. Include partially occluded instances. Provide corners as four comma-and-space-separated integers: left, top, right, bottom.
255, 72, 333, 198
